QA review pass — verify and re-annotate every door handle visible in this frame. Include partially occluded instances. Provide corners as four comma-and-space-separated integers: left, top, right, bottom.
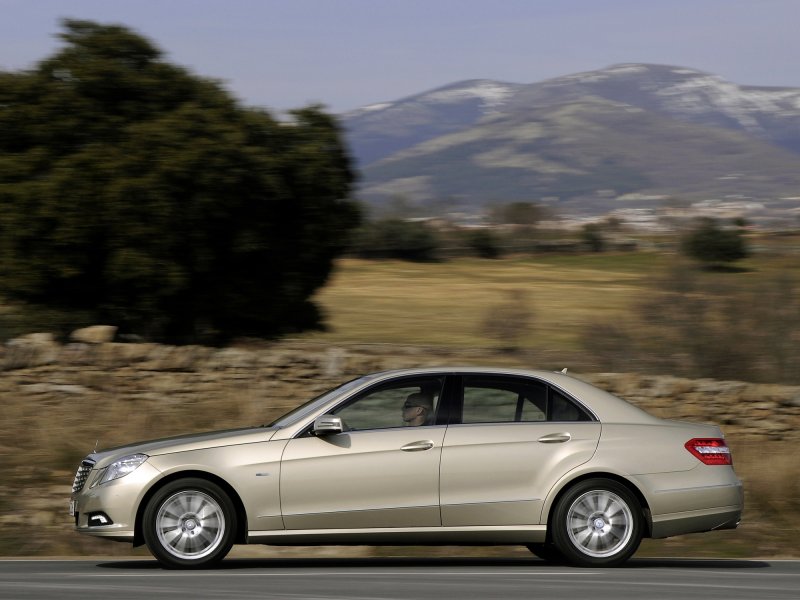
538, 433, 571, 444
401, 440, 435, 452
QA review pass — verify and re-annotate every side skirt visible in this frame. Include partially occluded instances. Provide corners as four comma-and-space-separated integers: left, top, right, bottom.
247, 525, 546, 546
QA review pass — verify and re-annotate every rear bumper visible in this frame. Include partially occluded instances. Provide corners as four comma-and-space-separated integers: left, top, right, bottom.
632, 468, 744, 538
650, 504, 742, 538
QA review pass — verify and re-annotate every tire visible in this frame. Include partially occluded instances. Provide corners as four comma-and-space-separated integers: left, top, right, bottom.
551, 478, 643, 567
142, 478, 237, 569
526, 543, 565, 564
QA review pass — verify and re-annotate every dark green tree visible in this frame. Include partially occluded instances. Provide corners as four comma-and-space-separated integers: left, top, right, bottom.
0, 20, 360, 342
352, 219, 440, 262
681, 218, 748, 268
467, 229, 502, 259
580, 223, 605, 252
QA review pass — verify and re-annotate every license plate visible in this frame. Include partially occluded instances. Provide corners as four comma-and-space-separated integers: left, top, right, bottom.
69, 500, 76, 516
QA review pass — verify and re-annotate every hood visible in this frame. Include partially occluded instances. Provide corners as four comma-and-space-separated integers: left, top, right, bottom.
88, 426, 278, 468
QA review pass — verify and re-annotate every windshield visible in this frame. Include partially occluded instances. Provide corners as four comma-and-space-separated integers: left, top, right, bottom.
267, 376, 371, 428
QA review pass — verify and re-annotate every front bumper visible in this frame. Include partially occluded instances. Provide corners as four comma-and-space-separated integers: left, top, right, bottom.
71, 462, 162, 542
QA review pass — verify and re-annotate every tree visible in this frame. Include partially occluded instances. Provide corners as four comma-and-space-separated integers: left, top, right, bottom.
580, 223, 605, 252
467, 229, 502, 259
681, 218, 748, 268
352, 218, 440, 262
488, 201, 544, 227
0, 20, 360, 342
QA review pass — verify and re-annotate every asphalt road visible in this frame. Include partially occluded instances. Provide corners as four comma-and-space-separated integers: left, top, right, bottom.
1, 558, 798, 600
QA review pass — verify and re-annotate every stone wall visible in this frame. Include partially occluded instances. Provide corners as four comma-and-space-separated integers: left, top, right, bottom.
2, 333, 798, 444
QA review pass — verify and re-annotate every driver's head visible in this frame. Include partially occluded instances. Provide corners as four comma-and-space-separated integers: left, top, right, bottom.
402, 392, 433, 425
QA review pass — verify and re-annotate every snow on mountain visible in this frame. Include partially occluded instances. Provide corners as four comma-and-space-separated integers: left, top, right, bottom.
525, 63, 800, 136
422, 79, 517, 110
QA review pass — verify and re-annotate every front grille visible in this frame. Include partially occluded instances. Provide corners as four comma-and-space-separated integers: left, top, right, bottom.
72, 459, 96, 493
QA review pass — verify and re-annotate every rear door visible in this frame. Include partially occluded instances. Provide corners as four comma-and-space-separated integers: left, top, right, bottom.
439, 374, 601, 526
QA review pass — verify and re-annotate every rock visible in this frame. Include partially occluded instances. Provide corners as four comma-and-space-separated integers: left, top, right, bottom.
207, 348, 257, 370
3, 333, 60, 370
70, 325, 118, 344
96, 342, 162, 367
142, 345, 214, 371
21, 383, 89, 395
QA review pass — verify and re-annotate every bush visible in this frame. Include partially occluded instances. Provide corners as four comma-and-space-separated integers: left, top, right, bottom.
581, 223, 605, 252
352, 219, 440, 262
481, 290, 534, 353
467, 229, 502, 259
681, 218, 748, 268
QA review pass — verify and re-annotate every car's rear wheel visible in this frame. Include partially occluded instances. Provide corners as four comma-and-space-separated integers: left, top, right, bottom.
143, 478, 236, 569
551, 478, 643, 567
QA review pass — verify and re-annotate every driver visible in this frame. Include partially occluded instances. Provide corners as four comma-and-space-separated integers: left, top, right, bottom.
402, 392, 434, 426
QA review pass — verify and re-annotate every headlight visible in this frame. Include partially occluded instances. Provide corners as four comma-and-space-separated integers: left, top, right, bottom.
98, 454, 148, 485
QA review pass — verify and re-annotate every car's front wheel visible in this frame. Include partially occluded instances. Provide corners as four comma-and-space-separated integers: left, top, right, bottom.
142, 478, 237, 569
551, 478, 643, 567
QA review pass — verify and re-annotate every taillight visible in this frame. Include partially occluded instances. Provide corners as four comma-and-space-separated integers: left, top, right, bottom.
685, 438, 732, 465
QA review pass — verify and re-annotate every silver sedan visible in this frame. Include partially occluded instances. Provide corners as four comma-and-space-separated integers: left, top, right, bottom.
70, 367, 743, 568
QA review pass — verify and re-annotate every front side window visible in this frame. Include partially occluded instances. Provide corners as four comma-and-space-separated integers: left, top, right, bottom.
333, 376, 444, 431
269, 376, 372, 428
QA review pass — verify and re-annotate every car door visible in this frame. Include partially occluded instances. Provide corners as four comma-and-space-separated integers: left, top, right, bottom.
440, 374, 601, 527
280, 375, 447, 529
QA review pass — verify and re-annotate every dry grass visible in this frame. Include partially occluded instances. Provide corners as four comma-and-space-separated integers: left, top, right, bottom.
297, 249, 800, 383
302, 255, 662, 351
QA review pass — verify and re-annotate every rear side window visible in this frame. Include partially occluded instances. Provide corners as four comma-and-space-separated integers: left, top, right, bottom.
461, 376, 591, 424
550, 389, 588, 421
462, 377, 546, 424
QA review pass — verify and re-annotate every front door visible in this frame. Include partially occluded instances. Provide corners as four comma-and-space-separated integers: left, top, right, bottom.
280, 375, 446, 529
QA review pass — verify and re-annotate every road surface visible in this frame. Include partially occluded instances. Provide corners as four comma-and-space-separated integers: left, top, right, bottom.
1, 557, 798, 600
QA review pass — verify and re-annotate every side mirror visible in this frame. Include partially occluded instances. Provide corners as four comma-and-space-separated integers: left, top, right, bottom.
313, 415, 343, 436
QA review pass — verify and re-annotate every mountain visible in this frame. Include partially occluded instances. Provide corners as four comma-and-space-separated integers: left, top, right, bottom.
342, 79, 524, 166
341, 64, 800, 217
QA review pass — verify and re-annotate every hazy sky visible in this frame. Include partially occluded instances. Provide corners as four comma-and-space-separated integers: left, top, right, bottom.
2, 0, 798, 113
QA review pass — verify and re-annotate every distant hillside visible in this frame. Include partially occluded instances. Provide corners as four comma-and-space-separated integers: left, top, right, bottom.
341, 64, 800, 216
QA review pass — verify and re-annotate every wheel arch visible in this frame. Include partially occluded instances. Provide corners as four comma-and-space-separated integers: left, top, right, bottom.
133, 470, 248, 547
542, 472, 653, 541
